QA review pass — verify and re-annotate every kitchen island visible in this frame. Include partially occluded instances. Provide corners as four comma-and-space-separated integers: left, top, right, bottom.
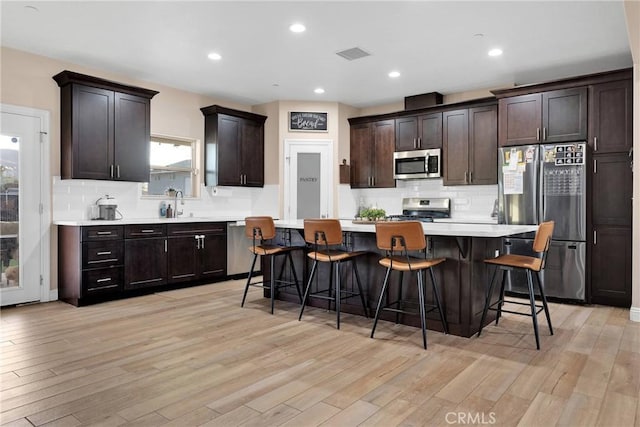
265, 220, 537, 338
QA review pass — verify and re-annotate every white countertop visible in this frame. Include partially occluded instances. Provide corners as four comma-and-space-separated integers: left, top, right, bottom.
53, 216, 244, 226
272, 219, 536, 238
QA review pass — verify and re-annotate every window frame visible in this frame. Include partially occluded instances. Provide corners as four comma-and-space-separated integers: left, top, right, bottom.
143, 134, 199, 198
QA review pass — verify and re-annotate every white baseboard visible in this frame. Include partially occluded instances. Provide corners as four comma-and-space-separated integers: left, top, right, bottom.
49, 289, 58, 302
631, 306, 640, 322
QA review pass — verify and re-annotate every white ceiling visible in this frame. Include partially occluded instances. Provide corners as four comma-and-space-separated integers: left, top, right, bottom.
1, 1, 633, 108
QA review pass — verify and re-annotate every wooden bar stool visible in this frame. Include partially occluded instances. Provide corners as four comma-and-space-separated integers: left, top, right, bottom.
241, 216, 302, 314
477, 221, 555, 350
298, 219, 369, 329
370, 221, 448, 349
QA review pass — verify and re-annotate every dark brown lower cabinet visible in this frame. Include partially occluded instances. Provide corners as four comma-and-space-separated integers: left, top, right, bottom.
167, 222, 227, 284
591, 226, 632, 307
58, 222, 227, 306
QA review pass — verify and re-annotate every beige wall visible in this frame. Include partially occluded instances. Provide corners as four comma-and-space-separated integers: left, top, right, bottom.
624, 1, 640, 316
252, 101, 280, 185
0, 47, 252, 291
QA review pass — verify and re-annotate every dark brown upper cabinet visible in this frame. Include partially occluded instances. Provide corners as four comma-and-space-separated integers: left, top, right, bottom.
349, 119, 396, 188
443, 105, 497, 186
395, 112, 442, 151
498, 87, 587, 146
588, 79, 633, 154
201, 105, 267, 187
53, 71, 158, 182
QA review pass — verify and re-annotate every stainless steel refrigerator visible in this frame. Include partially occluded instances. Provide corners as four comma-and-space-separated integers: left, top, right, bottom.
498, 143, 586, 302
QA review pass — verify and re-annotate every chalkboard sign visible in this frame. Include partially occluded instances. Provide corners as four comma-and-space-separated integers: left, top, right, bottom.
289, 111, 328, 131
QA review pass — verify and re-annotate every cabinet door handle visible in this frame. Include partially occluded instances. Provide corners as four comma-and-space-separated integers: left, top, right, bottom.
543, 127, 547, 141
413, 138, 417, 149
593, 159, 597, 174
593, 230, 597, 245
417, 137, 421, 148
96, 251, 112, 256
110, 164, 114, 178
464, 171, 468, 184
116, 165, 120, 178
195, 235, 201, 249
594, 136, 598, 151
536, 128, 540, 141
200, 235, 205, 249
164, 239, 167, 252
469, 171, 473, 183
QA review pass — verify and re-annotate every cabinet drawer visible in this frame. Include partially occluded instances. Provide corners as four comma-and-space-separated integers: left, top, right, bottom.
82, 267, 123, 296
82, 240, 124, 268
125, 224, 166, 238
167, 222, 226, 236
82, 226, 124, 241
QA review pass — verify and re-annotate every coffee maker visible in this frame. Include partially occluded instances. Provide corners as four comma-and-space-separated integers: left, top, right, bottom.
93, 195, 119, 220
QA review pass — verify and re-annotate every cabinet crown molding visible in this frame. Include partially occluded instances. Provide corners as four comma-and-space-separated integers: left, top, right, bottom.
52, 70, 159, 99
200, 104, 267, 123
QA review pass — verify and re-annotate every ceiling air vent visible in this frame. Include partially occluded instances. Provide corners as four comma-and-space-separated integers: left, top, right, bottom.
336, 47, 371, 61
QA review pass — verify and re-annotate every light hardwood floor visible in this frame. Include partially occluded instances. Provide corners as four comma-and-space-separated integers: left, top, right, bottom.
1, 279, 638, 427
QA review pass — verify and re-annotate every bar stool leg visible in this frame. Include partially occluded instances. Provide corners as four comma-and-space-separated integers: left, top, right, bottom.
270, 255, 276, 314
287, 252, 303, 303
241, 253, 259, 307
478, 265, 499, 337
535, 271, 554, 335
496, 269, 507, 325
352, 259, 369, 318
429, 267, 448, 335
371, 267, 392, 339
327, 264, 334, 312
335, 262, 341, 330
417, 270, 428, 349
526, 270, 541, 350
299, 261, 317, 321
396, 271, 404, 324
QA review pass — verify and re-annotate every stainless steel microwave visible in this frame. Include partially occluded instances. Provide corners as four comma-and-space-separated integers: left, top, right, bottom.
393, 148, 441, 179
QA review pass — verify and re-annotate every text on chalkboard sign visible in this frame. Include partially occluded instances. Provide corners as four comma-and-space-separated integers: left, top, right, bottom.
289, 112, 328, 131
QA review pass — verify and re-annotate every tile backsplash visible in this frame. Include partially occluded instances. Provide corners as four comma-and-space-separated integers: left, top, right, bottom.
52, 177, 279, 221
338, 179, 498, 221
53, 177, 496, 222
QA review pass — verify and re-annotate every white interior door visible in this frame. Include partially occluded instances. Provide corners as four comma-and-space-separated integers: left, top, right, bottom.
1, 105, 50, 306
284, 139, 333, 220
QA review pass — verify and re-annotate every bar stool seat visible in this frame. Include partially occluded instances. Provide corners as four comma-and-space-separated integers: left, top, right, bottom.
370, 221, 448, 349
298, 219, 369, 329
241, 216, 303, 314
477, 221, 555, 350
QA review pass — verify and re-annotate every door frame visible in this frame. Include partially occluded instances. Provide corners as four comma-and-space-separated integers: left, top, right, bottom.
283, 139, 333, 220
1, 103, 51, 303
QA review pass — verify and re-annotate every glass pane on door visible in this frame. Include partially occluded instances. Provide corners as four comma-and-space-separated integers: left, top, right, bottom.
297, 152, 321, 219
0, 134, 20, 289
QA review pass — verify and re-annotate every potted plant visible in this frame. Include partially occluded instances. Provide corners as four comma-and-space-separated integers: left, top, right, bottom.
359, 207, 386, 221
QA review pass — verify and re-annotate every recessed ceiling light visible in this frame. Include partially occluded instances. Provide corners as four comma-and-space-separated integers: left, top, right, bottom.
314, 88, 325, 94
388, 71, 401, 78
24, 5, 39, 12
488, 48, 503, 57
289, 23, 306, 33
207, 52, 222, 60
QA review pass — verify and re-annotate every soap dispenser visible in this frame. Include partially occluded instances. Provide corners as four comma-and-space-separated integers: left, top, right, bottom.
166, 204, 173, 219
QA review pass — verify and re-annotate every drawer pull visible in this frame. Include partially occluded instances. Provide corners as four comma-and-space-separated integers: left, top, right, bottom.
96, 278, 112, 283
140, 229, 155, 233
88, 258, 118, 264
88, 284, 118, 291
96, 231, 112, 235
96, 251, 112, 256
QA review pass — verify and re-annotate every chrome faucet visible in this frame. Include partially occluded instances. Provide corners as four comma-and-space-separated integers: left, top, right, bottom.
174, 190, 184, 217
